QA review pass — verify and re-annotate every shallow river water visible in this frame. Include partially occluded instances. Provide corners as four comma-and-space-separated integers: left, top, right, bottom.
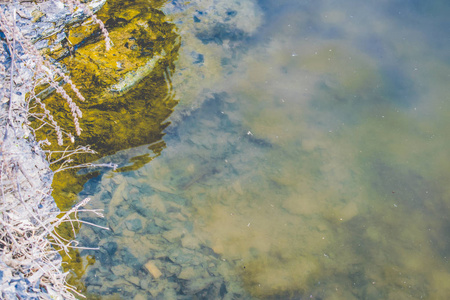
74, 0, 450, 299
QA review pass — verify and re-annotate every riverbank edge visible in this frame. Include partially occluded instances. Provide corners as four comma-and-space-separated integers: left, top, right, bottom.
0, 1, 106, 299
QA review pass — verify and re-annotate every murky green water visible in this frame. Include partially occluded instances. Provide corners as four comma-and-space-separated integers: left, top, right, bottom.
75, 0, 450, 299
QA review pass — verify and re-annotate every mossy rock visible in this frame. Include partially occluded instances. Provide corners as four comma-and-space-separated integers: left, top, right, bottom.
33, 0, 180, 202
30, 1, 181, 294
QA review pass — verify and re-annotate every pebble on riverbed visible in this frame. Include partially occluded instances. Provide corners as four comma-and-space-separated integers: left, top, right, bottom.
144, 260, 163, 279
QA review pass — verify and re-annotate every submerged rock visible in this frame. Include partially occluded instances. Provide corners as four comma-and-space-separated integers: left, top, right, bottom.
125, 217, 143, 232
144, 260, 163, 279
77, 166, 250, 299
182, 277, 221, 295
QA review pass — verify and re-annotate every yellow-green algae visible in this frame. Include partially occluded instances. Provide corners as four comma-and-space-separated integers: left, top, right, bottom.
30, 0, 180, 294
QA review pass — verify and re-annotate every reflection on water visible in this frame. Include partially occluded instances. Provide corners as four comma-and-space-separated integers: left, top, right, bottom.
76, 0, 450, 299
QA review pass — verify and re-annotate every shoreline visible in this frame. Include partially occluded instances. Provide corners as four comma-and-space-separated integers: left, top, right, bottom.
0, 1, 106, 298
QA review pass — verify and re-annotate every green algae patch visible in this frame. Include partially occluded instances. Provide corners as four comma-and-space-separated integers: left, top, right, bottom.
29, 0, 180, 294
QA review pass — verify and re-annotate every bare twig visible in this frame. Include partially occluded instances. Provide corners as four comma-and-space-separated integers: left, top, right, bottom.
8, 8, 15, 124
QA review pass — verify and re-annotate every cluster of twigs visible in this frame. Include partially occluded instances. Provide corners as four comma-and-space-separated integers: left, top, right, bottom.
0, 0, 112, 298
0, 152, 100, 299
0, 123, 97, 299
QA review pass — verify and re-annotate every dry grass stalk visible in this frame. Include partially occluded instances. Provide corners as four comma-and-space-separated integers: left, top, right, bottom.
0, 144, 100, 298
63, 0, 112, 50
0, 7, 84, 145
0, 1, 113, 298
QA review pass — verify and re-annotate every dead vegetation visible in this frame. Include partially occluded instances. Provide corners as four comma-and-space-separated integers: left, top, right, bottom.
0, 1, 112, 298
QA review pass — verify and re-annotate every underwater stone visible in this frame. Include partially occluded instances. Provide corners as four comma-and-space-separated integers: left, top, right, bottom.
96, 251, 113, 266
110, 181, 127, 209
146, 194, 167, 214
182, 277, 219, 295
162, 227, 185, 242
164, 263, 181, 277
133, 293, 147, 300
144, 221, 161, 234
105, 272, 119, 282
101, 241, 118, 256
126, 176, 141, 187
119, 249, 140, 269
111, 265, 129, 277
126, 276, 141, 286
168, 248, 204, 266
144, 260, 163, 279
139, 278, 150, 290
178, 266, 200, 280
129, 187, 139, 195
108, 214, 120, 227
114, 204, 130, 217
148, 284, 164, 298
111, 174, 126, 185
181, 234, 200, 250
125, 218, 143, 232
168, 212, 189, 222
154, 217, 170, 229
84, 271, 102, 287
130, 202, 154, 218
163, 288, 177, 300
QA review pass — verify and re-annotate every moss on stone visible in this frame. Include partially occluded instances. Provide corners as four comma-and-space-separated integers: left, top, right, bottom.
30, 0, 181, 293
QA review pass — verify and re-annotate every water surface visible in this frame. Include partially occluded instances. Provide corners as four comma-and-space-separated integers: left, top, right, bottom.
76, 0, 450, 299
